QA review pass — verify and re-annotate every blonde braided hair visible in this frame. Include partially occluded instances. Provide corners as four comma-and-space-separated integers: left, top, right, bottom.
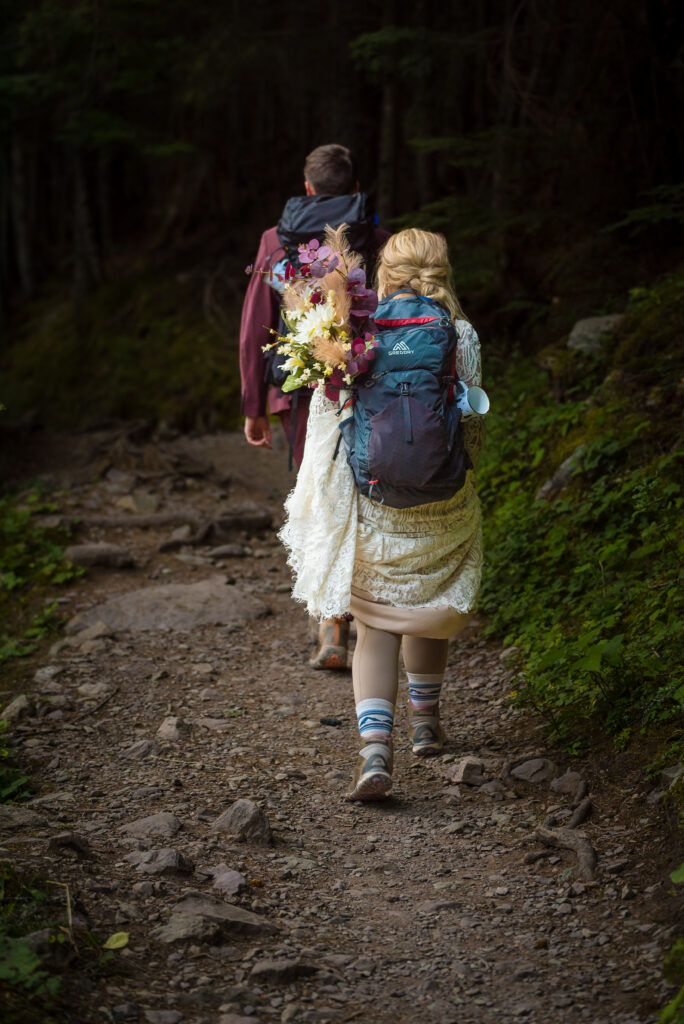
375, 228, 468, 322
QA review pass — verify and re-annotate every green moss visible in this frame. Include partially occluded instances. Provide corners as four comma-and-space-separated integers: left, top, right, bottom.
478, 270, 684, 750
2, 271, 242, 432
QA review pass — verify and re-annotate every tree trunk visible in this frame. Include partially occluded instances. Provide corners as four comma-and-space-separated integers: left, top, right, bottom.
10, 137, 34, 297
72, 149, 101, 311
376, 0, 397, 224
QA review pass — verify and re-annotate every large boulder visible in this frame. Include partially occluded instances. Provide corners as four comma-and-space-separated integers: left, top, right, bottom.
567, 314, 623, 354
66, 576, 269, 633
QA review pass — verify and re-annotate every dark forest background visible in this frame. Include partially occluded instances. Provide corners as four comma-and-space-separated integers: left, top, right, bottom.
2, 0, 683, 366
1, 2, 683, 944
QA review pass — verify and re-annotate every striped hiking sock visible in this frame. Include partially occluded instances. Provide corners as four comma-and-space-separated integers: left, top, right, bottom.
407, 672, 443, 712
355, 698, 394, 741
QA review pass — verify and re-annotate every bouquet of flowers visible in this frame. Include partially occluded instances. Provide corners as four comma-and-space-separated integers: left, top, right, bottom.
261, 225, 379, 401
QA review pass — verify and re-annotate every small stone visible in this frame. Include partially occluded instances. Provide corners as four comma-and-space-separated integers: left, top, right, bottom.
0, 806, 47, 834
480, 780, 506, 801
121, 812, 182, 839
112, 1003, 139, 1021
73, 621, 114, 643
511, 758, 558, 784
125, 848, 194, 875
447, 757, 484, 786
557, 902, 573, 915
416, 899, 459, 915
250, 959, 317, 982
133, 881, 155, 896
604, 858, 629, 874
208, 544, 246, 558
123, 739, 160, 760
550, 770, 583, 795
319, 716, 341, 727
77, 681, 112, 699
63, 543, 135, 569
207, 864, 248, 896
211, 800, 271, 845
199, 688, 221, 700
47, 832, 94, 859
144, 1011, 183, 1024
34, 665, 64, 684
1, 695, 33, 721
156, 716, 188, 742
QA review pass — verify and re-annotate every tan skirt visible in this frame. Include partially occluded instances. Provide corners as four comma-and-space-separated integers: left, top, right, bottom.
349, 586, 470, 639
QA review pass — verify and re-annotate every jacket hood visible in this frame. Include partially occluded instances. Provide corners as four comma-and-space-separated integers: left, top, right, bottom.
277, 193, 375, 258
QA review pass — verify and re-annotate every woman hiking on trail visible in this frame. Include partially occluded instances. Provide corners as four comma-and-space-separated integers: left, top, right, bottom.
280, 227, 486, 801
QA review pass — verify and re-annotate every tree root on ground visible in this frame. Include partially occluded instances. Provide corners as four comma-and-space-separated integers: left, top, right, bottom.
533, 825, 597, 881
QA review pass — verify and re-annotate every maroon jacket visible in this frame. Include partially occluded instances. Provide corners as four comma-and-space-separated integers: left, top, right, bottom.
239, 223, 389, 418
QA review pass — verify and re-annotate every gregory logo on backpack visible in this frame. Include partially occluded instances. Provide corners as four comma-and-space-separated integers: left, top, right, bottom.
389, 340, 413, 355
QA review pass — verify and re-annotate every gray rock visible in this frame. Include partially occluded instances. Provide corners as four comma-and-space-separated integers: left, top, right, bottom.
211, 799, 271, 845
550, 770, 584, 794
112, 1003, 139, 1021
416, 899, 460, 915
447, 757, 484, 786
0, 805, 47, 834
34, 665, 64, 685
567, 314, 623, 354
205, 863, 248, 896
144, 1011, 183, 1024
151, 914, 222, 944
125, 848, 194, 875
511, 758, 558, 784
199, 687, 221, 700
77, 681, 112, 699
156, 716, 188, 742
208, 544, 247, 558
64, 543, 135, 569
121, 812, 182, 839
535, 445, 586, 501
123, 739, 160, 760
66, 576, 270, 633
218, 1016, 260, 1024
660, 763, 684, 789
479, 779, 507, 801
1, 694, 33, 722
47, 832, 94, 859
66, 621, 115, 649
250, 958, 317, 982
152, 892, 278, 944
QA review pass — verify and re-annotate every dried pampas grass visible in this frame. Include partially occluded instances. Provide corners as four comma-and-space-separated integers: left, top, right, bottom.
311, 335, 348, 366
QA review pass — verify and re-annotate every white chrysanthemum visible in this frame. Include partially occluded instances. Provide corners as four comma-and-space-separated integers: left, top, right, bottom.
296, 299, 341, 341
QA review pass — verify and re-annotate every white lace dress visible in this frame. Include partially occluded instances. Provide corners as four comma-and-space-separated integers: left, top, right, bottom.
279, 321, 484, 622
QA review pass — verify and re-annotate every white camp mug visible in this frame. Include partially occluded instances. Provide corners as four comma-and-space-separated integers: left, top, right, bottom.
455, 381, 490, 417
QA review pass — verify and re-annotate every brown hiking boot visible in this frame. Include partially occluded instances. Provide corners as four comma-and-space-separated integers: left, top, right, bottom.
309, 617, 350, 670
408, 709, 445, 757
346, 738, 394, 801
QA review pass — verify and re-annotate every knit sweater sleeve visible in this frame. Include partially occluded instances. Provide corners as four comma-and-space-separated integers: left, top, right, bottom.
454, 320, 485, 470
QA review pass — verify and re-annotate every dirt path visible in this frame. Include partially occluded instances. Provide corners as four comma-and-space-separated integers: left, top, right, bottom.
2, 424, 681, 1024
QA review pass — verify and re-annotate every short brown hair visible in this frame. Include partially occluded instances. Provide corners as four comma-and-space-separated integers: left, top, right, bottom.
304, 144, 357, 195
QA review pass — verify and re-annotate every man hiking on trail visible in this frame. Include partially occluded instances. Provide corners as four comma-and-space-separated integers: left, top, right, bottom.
239, 143, 389, 670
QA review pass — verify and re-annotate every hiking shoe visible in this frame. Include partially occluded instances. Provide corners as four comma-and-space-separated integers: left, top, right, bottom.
309, 617, 350, 670
346, 739, 394, 801
408, 710, 445, 757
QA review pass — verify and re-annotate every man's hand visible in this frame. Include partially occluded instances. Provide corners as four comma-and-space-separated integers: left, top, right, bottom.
244, 416, 272, 449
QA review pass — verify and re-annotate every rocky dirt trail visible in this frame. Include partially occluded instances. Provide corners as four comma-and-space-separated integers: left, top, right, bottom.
2, 423, 682, 1024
